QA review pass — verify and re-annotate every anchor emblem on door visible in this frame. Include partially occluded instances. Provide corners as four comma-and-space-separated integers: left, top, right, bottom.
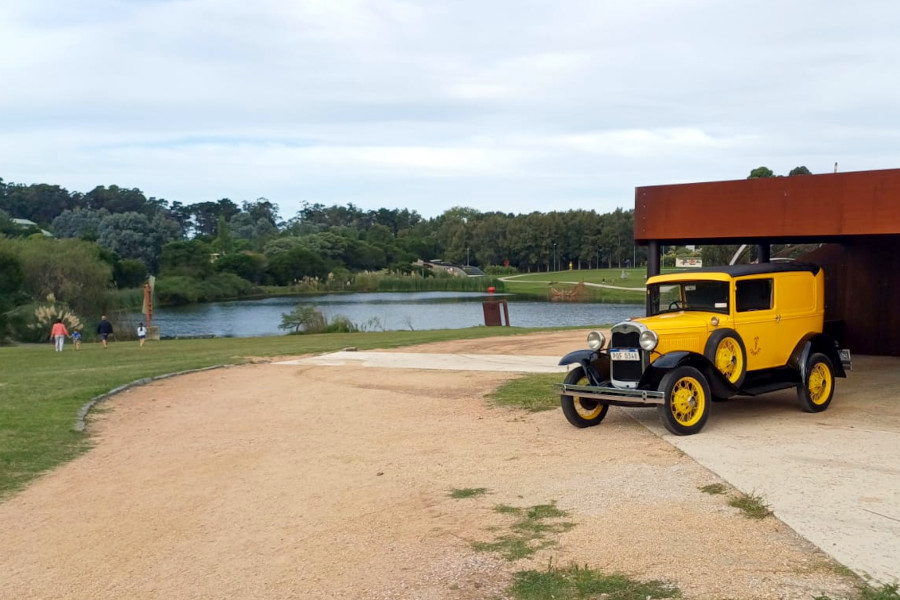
749, 336, 762, 356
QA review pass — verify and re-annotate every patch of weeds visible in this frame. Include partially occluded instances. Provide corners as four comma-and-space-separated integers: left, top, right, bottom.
473, 536, 553, 561
487, 373, 561, 412
526, 504, 568, 520
513, 504, 576, 537
509, 561, 680, 600
728, 491, 773, 519
494, 504, 523, 515
472, 502, 575, 561
807, 558, 857, 578
816, 582, 900, 600
698, 483, 728, 495
859, 583, 900, 600
449, 487, 489, 499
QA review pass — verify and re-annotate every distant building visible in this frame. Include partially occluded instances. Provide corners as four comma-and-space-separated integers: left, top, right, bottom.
414, 259, 469, 277
11, 218, 53, 237
634, 167, 900, 356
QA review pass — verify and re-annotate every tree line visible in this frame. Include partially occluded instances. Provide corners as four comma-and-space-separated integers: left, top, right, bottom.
0, 175, 638, 341
0, 177, 640, 283
0, 164, 807, 341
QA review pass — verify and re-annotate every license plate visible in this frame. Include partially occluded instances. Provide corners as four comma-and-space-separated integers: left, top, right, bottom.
611, 349, 640, 361
839, 349, 851, 368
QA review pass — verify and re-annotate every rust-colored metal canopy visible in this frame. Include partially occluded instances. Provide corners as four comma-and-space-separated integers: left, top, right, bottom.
634, 168, 900, 244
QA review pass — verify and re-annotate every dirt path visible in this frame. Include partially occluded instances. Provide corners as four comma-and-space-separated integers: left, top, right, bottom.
0, 331, 858, 599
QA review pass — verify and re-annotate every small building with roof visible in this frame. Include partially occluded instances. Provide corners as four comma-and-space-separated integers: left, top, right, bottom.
634, 168, 900, 356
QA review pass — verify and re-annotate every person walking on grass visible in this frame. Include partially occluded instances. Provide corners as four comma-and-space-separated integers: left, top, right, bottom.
71, 329, 82, 350
97, 315, 114, 348
137, 323, 147, 347
50, 318, 69, 352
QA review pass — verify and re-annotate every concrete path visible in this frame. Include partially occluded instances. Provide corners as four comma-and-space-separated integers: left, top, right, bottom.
283, 350, 900, 584
278, 351, 567, 373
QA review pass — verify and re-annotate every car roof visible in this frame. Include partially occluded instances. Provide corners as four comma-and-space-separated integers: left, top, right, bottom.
647, 262, 820, 285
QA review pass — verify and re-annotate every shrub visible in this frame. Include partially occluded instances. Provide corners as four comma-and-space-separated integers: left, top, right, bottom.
279, 306, 359, 334
203, 272, 254, 299
214, 251, 268, 284
324, 268, 353, 291
113, 258, 147, 289
7, 296, 83, 343
155, 276, 203, 305
323, 314, 358, 333
5, 237, 113, 316
155, 273, 255, 305
0, 248, 26, 344
484, 265, 519, 276
279, 305, 327, 333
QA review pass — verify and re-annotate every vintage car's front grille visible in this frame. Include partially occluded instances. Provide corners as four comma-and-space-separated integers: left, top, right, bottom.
611, 331, 639, 349
611, 357, 643, 382
610, 325, 645, 383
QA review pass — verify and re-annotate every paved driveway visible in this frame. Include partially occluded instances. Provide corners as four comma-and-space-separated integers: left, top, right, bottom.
629, 355, 900, 584
286, 351, 900, 583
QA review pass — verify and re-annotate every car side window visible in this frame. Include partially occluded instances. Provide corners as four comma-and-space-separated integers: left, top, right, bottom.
736, 278, 773, 312
684, 281, 729, 312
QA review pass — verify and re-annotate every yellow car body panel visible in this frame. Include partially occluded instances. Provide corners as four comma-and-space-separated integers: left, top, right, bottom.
632, 312, 723, 361
641, 267, 825, 374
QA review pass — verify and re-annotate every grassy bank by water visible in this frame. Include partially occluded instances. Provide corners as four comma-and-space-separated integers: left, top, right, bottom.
259, 273, 506, 297
0, 326, 542, 500
502, 268, 647, 302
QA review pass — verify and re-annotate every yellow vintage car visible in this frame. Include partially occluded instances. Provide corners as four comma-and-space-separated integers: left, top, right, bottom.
556, 262, 851, 435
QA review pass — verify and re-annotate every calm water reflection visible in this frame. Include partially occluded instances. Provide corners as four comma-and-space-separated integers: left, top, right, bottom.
141, 292, 643, 338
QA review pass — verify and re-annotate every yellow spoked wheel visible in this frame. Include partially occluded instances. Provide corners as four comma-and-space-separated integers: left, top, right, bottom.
715, 338, 744, 384
560, 366, 609, 428
658, 366, 711, 435
799, 352, 835, 413
705, 330, 746, 388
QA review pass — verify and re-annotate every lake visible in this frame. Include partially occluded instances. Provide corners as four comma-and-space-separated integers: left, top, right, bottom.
140, 292, 644, 338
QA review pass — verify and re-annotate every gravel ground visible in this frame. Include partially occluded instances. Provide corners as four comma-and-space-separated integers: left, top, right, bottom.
0, 331, 861, 599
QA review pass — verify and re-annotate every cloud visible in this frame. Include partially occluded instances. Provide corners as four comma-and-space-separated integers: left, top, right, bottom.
3, 1, 900, 218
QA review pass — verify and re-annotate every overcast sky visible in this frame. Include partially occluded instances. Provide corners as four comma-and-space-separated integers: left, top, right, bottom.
2, 1, 899, 220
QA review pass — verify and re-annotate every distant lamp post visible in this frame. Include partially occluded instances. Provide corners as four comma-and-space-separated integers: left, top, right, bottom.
553, 243, 557, 272
466, 246, 470, 266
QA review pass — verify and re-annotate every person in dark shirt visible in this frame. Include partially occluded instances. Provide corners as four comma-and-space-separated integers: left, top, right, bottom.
97, 315, 114, 348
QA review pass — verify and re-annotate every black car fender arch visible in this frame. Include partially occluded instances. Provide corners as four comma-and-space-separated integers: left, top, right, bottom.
558, 349, 597, 366
788, 333, 846, 379
640, 351, 738, 399
558, 349, 610, 386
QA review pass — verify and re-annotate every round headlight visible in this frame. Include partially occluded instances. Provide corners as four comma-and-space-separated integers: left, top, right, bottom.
586, 330, 606, 350
639, 329, 658, 351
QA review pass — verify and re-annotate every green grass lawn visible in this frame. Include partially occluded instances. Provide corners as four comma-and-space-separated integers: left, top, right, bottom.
0, 327, 545, 500
505, 267, 648, 285
501, 267, 692, 303
502, 268, 647, 302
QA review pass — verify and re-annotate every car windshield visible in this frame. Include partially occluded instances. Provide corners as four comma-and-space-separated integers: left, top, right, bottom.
649, 280, 730, 316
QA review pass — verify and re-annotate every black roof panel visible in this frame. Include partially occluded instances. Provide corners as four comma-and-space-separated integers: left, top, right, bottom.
684, 262, 820, 277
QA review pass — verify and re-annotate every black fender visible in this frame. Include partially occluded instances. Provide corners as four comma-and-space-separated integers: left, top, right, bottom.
558, 349, 610, 386
639, 351, 738, 399
789, 333, 847, 379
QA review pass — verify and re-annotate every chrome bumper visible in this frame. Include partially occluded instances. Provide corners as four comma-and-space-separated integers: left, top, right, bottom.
554, 383, 665, 406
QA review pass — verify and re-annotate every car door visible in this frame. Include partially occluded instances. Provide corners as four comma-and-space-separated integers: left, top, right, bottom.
773, 272, 822, 364
732, 276, 780, 371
